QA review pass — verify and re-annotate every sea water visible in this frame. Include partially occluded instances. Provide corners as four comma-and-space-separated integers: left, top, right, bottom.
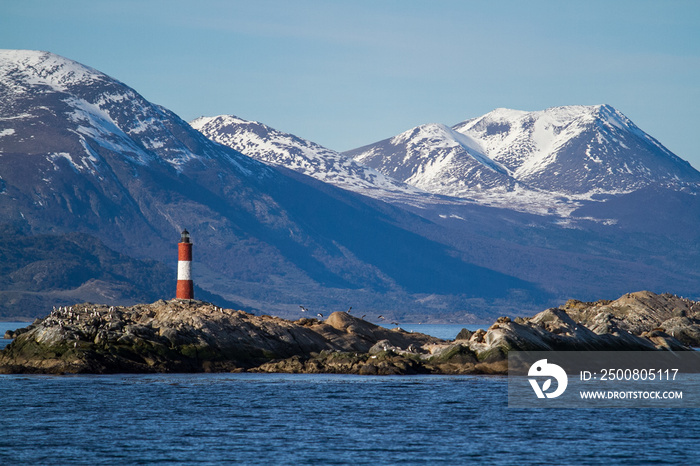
1, 373, 699, 464
2, 322, 699, 464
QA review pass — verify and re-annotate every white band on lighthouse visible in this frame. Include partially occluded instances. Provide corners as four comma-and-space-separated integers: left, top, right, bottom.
177, 261, 191, 281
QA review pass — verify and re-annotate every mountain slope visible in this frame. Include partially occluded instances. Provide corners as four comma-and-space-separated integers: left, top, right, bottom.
0, 224, 216, 320
190, 114, 424, 200
0, 50, 544, 320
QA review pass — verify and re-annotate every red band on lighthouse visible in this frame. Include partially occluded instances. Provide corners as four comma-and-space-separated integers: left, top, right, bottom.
178, 245, 192, 262
176, 229, 194, 300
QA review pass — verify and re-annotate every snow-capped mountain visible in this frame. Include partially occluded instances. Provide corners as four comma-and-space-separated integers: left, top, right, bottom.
0, 50, 257, 174
190, 114, 423, 199
344, 123, 519, 197
453, 105, 700, 194
342, 105, 700, 213
0, 50, 542, 319
188, 105, 700, 305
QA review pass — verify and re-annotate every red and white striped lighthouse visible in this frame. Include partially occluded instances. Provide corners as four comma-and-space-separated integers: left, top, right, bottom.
176, 229, 194, 300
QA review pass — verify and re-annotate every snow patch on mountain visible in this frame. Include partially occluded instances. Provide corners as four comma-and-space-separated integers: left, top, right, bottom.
64, 96, 154, 166
456, 106, 587, 178
0, 49, 105, 94
390, 123, 507, 174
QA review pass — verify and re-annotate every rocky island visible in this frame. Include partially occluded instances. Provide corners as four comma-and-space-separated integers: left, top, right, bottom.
1, 291, 698, 375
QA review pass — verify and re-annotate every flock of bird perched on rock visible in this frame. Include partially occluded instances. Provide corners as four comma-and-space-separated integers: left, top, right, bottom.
299, 305, 400, 326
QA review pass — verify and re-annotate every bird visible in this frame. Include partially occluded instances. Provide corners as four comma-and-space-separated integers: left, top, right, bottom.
300, 306, 307, 313
317, 313, 324, 319
361, 314, 366, 320
347, 307, 352, 314
391, 321, 399, 326
378, 315, 385, 320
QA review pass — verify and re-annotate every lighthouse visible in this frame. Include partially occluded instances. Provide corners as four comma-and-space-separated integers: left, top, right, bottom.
176, 229, 194, 300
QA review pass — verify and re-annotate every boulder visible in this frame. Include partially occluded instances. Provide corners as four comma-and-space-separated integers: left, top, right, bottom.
455, 328, 473, 340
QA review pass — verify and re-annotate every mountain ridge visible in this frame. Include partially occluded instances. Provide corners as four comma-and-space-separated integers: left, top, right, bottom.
190, 114, 426, 201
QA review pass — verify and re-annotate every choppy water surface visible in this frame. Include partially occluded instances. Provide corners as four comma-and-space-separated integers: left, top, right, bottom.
1, 373, 699, 465
2, 322, 699, 464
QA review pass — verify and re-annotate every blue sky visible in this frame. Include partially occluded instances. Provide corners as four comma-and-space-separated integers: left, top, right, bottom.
2, 0, 699, 168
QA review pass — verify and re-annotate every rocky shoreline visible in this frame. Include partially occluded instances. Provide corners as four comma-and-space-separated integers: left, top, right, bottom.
1, 291, 699, 375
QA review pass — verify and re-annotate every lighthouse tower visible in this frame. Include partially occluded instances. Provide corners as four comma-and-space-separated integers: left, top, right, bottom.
176, 229, 194, 300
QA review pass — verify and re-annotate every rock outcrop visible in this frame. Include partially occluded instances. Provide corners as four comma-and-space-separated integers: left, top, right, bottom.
1, 291, 697, 375
561, 291, 700, 346
0, 300, 453, 374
